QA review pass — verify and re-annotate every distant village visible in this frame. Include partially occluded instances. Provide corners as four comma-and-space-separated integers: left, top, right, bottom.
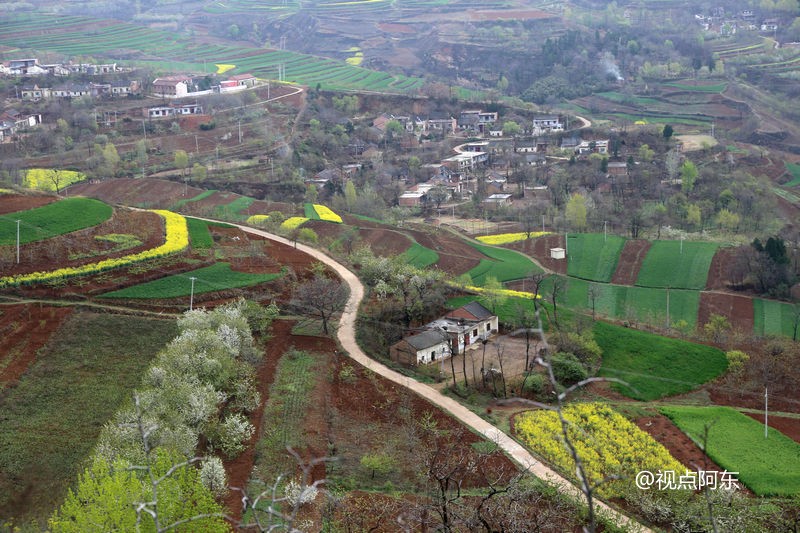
2, 57, 629, 209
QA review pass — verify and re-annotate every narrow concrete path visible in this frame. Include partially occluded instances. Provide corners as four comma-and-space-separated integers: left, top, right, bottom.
234, 224, 649, 532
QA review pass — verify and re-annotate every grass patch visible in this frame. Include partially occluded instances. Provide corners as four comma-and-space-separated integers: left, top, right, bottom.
773, 187, 800, 204
212, 196, 254, 219
0, 197, 112, 245
753, 298, 799, 338
596, 321, 727, 400
635, 240, 720, 289
402, 242, 439, 269
664, 81, 728, 92
99, 262, 281, 299
566, 233, 626, 282
785, 161, 800, 187
0, 312, 177, 526
186, 217, 214, 249
172, 189, 217, 210
660, 405, 800, 496
466, 241, 543, 285
252, 349, 323, 484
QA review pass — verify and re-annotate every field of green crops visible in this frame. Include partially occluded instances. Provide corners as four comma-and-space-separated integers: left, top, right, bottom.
660, 406, 800, 496
551, 276, 699, 328
595, 321, 726, 400
467, 241, 543, 285
566, 233, 625, 282
0, 198, 112, 246
186, 217, 214, 249
785, 162, 800, 187
753, 298, 799, 339
99, 262, 280, 298
635, 240, 720, 290
402, 242, 439, 269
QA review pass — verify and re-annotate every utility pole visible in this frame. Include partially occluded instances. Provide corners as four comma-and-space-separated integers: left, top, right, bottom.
680, 235, 684, 254
16, 219, 21, 264
238, 119, 242, 144
189, 276, 197, 311
604, 220, 607, 242
765, 386, 769, 439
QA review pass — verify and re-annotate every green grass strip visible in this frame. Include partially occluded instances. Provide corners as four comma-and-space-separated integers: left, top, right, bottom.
664, 82, 728, 92
566, 233, 626, 282
785, 162, 800, 187
636, 240, 720, 289
0, 313, 176, 525
212, 197, 254, 219
172, 189, 217, 210
466, 241, 543, 285
752, 298, 799, 338
402, 242, 439, 269
304, 203, 321, 220
660, 405, 800, 496
0, 198, 112, 245
99, 262, 280, 299
596, 321, 726, 400
186, 217, 214, 249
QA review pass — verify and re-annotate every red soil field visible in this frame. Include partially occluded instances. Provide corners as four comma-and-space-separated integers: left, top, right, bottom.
410, 227, 484, 275
698, 291, 754, 332
0, 305, 73, 388
635, 414, 724, 473
743, 413, 800, 444
0, 194, 57, 215
528, 234, 568, 275
611, 239, 651, 285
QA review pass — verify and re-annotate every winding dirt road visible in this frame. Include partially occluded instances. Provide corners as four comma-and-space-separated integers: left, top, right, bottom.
234, 224, 649, 532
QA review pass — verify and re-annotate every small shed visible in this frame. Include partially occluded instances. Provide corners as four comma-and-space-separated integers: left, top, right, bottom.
550, 247, 566, 260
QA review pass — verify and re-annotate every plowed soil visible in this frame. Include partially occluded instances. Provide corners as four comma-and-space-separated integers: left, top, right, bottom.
528, 234, 567, 274
70, 178, 202, 208
410, 228, 483, 275
743, 413, 800, 444
634, 414, 724, 472
0, 305, 72, 389
611, 240, 651, 285
698, 291, 754, 332
705, 247, 737, 291
0, 194, 57, 215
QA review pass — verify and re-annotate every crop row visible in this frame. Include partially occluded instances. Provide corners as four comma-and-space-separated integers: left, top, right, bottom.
0, 210, 188, 288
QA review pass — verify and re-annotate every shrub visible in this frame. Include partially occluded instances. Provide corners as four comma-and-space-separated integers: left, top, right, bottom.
200, 456, 228, 497
551, 352, 588, 386
209, 413, 255, 458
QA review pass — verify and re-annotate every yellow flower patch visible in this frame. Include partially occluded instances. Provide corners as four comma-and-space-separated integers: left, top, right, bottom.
215, 64, 236, 74
280, 217, 308, 230
515, 403, 685, 498
476, 232, 550, 245
246, 214, 270, 225
0, 210, 189, 287
463, 284, 539, 300
24, 169, 86, 192
312, 204, 342, 223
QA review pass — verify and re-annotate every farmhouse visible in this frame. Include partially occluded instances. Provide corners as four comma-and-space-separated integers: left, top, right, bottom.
146, 103, 203, 119
532, 116, 564, 135
389, 302, 498, 366
152, 76, 191, 98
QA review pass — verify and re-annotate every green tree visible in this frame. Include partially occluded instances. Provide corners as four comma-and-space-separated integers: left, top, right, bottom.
686, 203, 702, 228
174, 150, 189, 177
680, 160, 698, 194
192, 163, 207, 182
715, 209, 740, 231
50, 452, 229, 532
565, 193, 587, 231
344, 180, 357, 212
102, 143, 120, 177
360, 452, 397, 479
502, 121, 521, 136
662, 124, 674, 140
638, 144, 654, 162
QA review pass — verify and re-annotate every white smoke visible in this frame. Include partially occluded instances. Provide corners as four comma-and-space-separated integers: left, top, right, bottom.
601, 52, 624, 81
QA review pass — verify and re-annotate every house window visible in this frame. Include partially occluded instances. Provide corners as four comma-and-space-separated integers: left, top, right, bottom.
473, 329, 478, 337
486, 324, 491, 332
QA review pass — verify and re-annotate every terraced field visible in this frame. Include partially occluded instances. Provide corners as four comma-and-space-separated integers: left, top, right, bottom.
0, 14, 425, 93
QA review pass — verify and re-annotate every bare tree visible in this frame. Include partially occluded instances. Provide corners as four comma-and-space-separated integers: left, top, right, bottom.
550, 276, 567, 327
587, 283, 601, 320
290, 271, 349, 336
